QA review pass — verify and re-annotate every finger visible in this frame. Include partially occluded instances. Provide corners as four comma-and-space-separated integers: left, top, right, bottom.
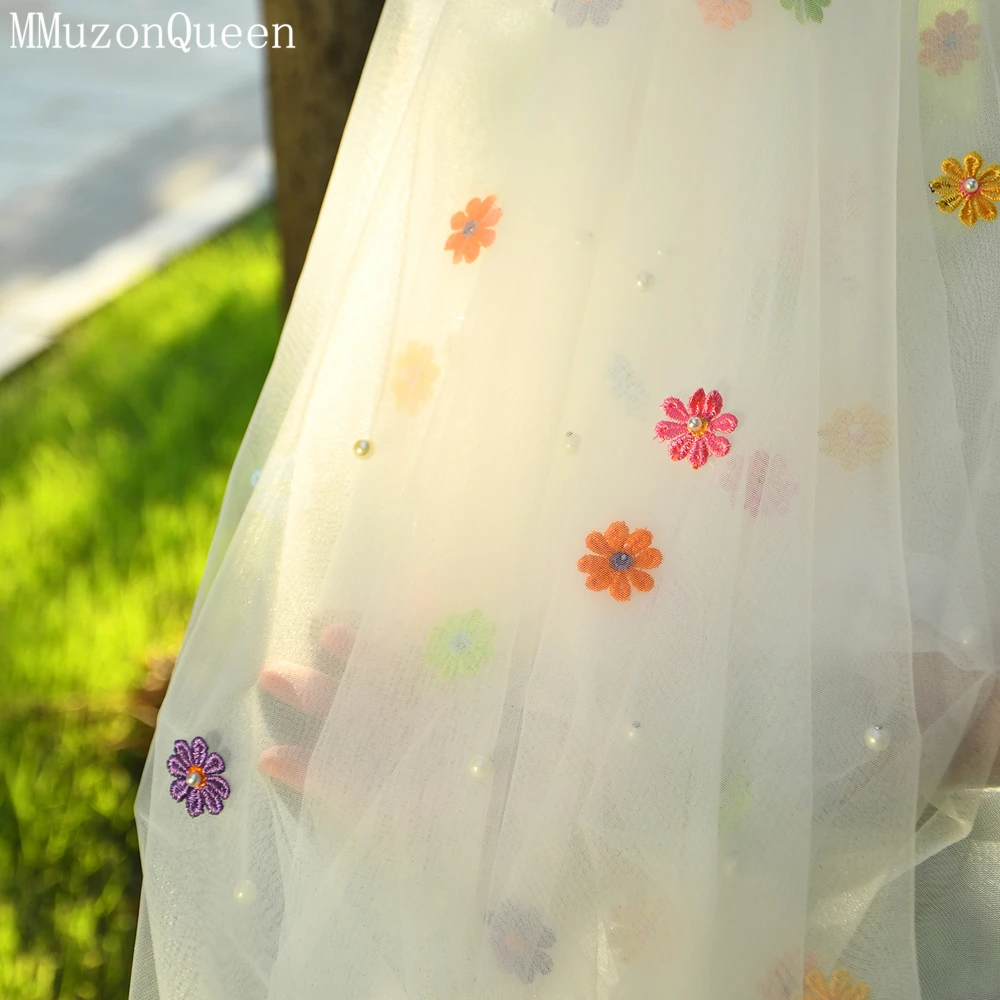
258, 744, 312, 793
259, 660, 339, 718
319, 623, 357, 657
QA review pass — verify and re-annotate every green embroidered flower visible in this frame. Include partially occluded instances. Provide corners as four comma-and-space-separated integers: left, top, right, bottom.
718, 769, 752, 835
780, 0, 831, 24
424, 609, 496, 681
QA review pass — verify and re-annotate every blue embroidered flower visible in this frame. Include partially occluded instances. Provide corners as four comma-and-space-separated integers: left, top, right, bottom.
607, 355, 650, 418
167, 737, 230, 817
487, 900, 556, 982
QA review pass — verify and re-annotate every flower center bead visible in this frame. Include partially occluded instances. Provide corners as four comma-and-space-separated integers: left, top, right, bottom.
942, 33, 959, 51
686, 415, 707, 435
450, 632, 471, 654
462, 220, 478, 237
186, 766, 206, 788
962, 176, 980, 196
610, 551, 634, 572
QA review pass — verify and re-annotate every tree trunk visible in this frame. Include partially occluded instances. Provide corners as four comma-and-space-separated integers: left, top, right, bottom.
262, 0, 384, 307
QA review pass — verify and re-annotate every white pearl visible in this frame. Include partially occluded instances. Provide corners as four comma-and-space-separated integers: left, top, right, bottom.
563, 431, 581, 454
963, 177, 980, 194
864, 726, 889, 752
353, 439, 373, 458
625, 721, 642, 743
233, 880, 257, 904
468, 755, 493, 781
575, 232, 594, 246
635, 271, 655, 292
249, 468, 261, 487
686, 416, 704, 432
185, 770, 204, 787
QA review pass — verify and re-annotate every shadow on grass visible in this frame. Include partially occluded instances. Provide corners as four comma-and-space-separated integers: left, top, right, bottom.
0, 208, 283, 699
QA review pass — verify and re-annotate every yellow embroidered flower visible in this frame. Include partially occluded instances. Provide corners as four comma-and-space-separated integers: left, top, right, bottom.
606, 897, 666, 962
391, 341, 440, 416
929, 151, 1000, 227
818, 403, 891, 471
804, 967, 871, 1000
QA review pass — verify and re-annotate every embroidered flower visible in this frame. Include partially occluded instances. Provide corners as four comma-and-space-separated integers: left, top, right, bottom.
578, 521, 662, 602
392, 341, 440, 416
929, 151, 1000, 226
556, 0, 623, 28
919, 10, 980, 77
804, 968, 871, 1000
607, 354, 651, 418
818, 404, 891, 470
757, 950, 821, 1000
697, 0, 752, 30
167, 737, 230, 817
780, 0, 831, 24
424, 609, 496, 680
445, 196, 502, 263
486, 900, 556, 982
655, 388, 738, 470
720, 450, 798, 517
606, 897, 666, 962
718, 768, 752, 835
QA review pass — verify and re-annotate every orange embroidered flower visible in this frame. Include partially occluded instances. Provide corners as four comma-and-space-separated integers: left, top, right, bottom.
929, 151, 1000, 226
697, 0, 752, 30
803, 968, 871, 1000
391, 341, 440, 415
757, 950, 820, 1000
578, 521, 662, 602
818, 403, 891, 470
918, 10, 980, 77
606, 897, 667, 962
444, 195, 502, 264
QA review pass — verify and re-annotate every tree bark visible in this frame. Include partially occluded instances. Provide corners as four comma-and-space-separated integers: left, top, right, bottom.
262, 0, 384, 307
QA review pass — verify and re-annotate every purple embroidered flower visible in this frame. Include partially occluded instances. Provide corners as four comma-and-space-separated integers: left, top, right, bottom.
167, 737, 230, 817
486, 900, 556, 983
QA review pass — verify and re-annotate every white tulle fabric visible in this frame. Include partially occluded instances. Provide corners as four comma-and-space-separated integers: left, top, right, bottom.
130, 0, 1000, 997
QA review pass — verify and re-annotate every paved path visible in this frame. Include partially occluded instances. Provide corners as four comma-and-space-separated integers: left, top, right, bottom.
0, 0, 273, 376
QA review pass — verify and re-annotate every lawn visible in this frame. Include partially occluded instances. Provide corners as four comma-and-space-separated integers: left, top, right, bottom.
0, 208, 282, 998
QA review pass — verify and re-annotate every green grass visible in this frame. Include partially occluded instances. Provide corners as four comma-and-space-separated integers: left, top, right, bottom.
0, 207, 282, 998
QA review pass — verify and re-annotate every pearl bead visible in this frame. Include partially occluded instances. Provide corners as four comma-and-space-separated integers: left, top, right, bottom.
233, 880, 257, 904
635, 271, 655, 292
864, 726, 889, 752
963, 177, 980, 195
185, 768, 205, 788
249, 468, 261, 487
563, 431, 581, 454
575, 232, 594, 246
468, 755, 493, 780
353, 439, 373, 458
610, 551, 634, 571
686, 416, 704, 432
625, 721, 642, 743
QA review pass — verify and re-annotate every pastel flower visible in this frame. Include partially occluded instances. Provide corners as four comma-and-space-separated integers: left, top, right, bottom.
780, 0, 831, 23
818, 403, 891, 470
578, 521, 662, 602
929, 151, 1000, 226
757, 950, 821, 1000
486, 900, 556, 982
720, 450, 798, 517
918, 10, 980, 77
654, 388, 738, 470
424, 609, 496, 680
556, 0, 624, 28
607, 354, 651, 418
804, 968, 871, 1000
606, 897, 666, 962
391, 341, 440, 416
167, 737, 230, 818
444, 196, 502, 264
697, 0, 752, 30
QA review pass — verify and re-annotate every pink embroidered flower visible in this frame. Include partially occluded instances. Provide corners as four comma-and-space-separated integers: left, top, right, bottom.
697, 0, 752, 30
655, 388, 737, 470
721, 450, 798, 517
918, 10, 980, 77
